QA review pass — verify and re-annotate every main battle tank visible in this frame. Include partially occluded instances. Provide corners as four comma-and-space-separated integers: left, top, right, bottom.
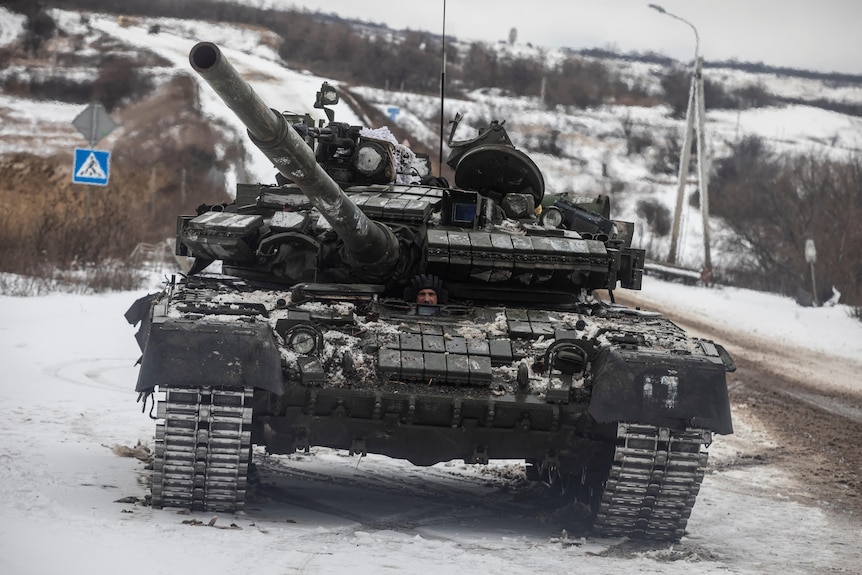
125, 42, 736, 540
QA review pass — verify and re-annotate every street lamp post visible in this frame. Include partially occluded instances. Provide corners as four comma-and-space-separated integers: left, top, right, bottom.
649, 4, 712, 275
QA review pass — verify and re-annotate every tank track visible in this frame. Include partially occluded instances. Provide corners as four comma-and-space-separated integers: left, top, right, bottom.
594, 423, 710, 540
152, 386, 253, 512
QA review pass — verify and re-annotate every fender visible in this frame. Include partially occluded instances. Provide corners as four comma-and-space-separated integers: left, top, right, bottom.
134, 316, 284, 395
588, 346, 733, 434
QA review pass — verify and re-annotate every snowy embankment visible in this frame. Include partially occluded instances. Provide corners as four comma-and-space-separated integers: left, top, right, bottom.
621, 276, 862, 399
634, 275, 862, 366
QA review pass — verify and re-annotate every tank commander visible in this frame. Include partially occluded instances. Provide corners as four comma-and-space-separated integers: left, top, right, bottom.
403, 274, 448, 306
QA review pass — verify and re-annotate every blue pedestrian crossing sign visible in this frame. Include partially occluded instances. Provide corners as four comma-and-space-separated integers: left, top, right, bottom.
73, 148, 110, 186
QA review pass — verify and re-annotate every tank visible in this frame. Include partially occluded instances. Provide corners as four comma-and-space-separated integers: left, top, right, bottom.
125, 42, 736, 540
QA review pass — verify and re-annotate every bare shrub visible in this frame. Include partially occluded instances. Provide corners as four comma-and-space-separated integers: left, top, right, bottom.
650, 130, 693, 175
608, 180, 626, 195
735, 83, 777, 108
532, 130, 564, 156
620, 114, 654, 156
659, 69, 691, 118
636, 198, 672, 237
94, 56, 151, 111
628, 131, 654, 156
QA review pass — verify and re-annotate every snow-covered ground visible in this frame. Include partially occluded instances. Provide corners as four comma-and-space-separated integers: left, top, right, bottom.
1, 272, 860, 575
634, 275, 862, 367
625, 276, 862, 404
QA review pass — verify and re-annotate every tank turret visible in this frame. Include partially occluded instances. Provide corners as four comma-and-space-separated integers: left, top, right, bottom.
189, 41, 400, 280
183, 42, 645, 297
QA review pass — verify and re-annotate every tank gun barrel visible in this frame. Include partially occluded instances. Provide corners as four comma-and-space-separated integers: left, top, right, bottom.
189, 42, 399, 273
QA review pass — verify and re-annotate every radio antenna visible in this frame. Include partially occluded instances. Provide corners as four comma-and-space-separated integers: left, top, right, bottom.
438, 0, 447, 177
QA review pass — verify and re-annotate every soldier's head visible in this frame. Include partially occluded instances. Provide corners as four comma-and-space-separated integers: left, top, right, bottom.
404, 274, 447, 305
416, 287, 438, 305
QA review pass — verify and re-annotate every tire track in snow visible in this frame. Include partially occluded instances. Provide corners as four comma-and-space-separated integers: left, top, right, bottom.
43, 357, 139, 394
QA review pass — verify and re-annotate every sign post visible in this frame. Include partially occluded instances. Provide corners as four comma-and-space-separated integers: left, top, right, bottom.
71, 102, 117, 219
805, 239, 818, 306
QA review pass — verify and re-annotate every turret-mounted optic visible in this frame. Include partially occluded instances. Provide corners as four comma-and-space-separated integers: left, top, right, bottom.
314, 82, 339, 122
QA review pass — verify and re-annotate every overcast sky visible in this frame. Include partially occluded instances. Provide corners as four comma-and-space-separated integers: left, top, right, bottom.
282, 0, 861, 75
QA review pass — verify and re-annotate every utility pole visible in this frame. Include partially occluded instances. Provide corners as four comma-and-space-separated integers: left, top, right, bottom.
650, 4, 711, 274
668, 69, 696, 265
695, 55, 712, 273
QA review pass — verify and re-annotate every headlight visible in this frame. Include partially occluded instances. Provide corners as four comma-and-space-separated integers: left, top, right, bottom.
540, 207, 563, 228
288, 327, 318, 354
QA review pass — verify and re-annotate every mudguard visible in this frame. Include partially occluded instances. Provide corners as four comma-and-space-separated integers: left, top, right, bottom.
134, 319, 284, 395
588, 347, 733, 435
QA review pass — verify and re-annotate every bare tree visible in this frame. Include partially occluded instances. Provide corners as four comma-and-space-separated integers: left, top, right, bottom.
711, 136, 862, 304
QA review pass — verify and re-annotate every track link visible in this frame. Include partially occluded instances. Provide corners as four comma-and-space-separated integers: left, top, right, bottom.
152, 386, 253, 512
594, 423, 710, 541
